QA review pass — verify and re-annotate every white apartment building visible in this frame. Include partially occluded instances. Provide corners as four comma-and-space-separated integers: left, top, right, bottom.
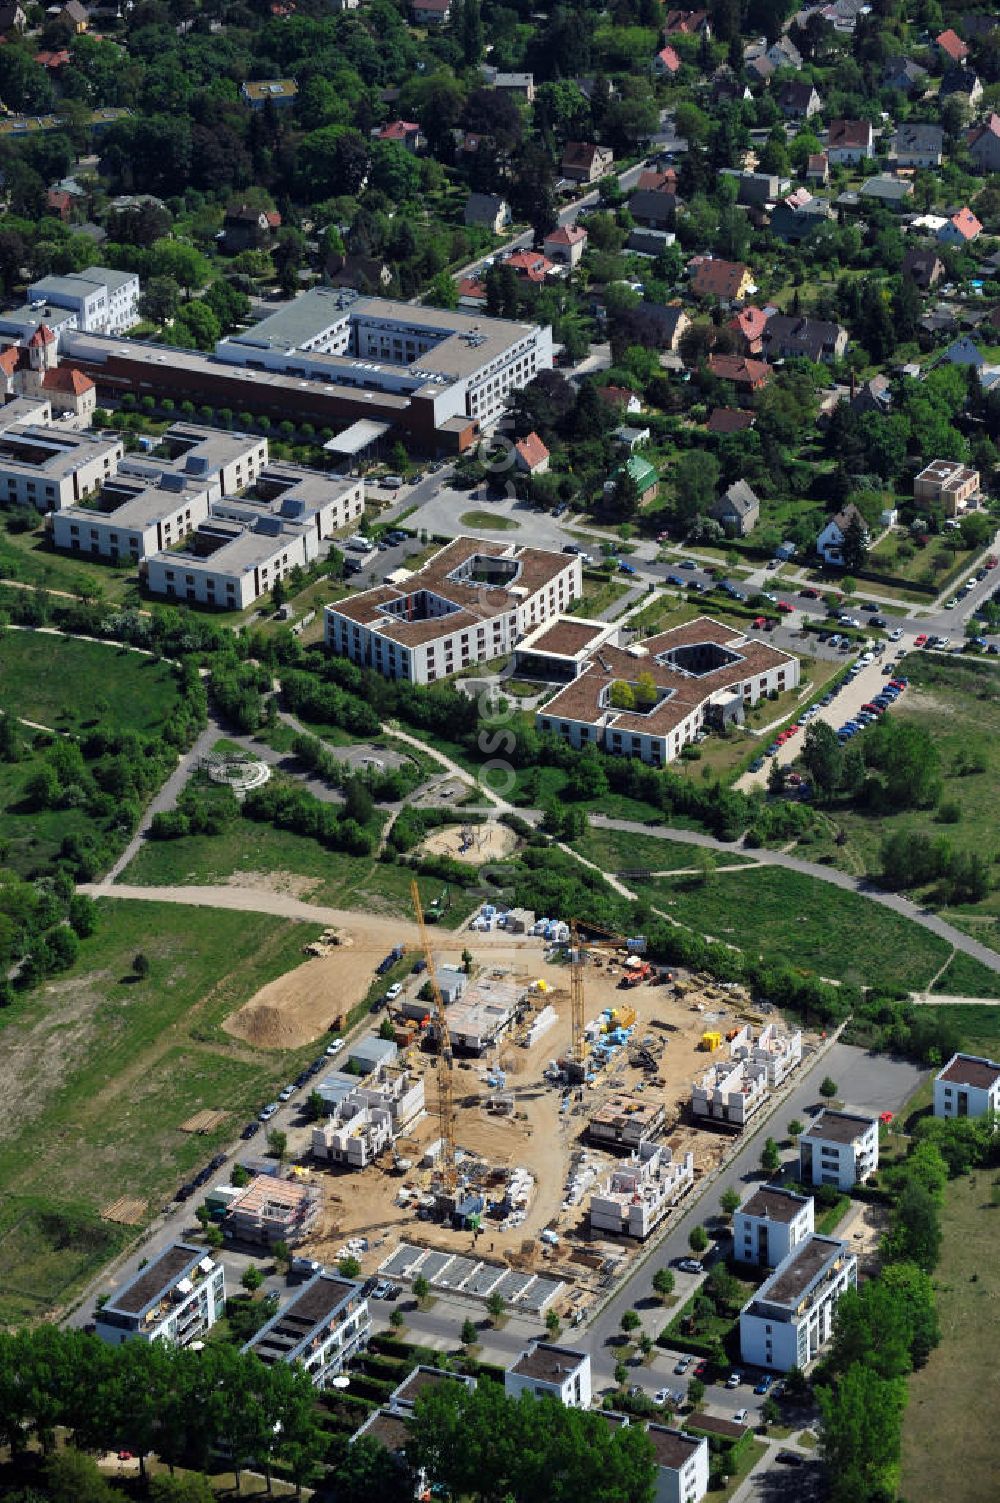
52, 474, 212, 561
734, 1185, 815, 1268
799, 1108, 879, 1191
118, 423, 268, 497
95, 1243, 225, 1348
0, 423, 122, 511
589, 1141, 695, 1239
325, 536, 582, 685
28, 266, 140, 335
647, 1426, 710, 1503
740, 1236, 857, 1371
505, 1342, 591, 1407
933, 1052, 1000, 1119
312, 1067, 425, 1169
243, 1271, 370, 1388
216, 288, 554, 436
730, 1022, 802, 1087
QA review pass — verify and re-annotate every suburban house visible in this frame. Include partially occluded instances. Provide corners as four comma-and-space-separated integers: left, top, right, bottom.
653, 44, 682, 76
859, 175, 914, 208
628, 190, 679, 231
776, 81, 822, 118
882, 55, 927, 93
638, 166, 679, 193
95, 1244, 225, 1348
243, 1272, 370, 1388
689, 257, 754, 303
223, 1173, 320, 1246
645, 1426, 710, 1503
561, 141, 614, 183
535, 615, 799, 768
806, 152, 830, 184
708, 479, 760, 535
914, 458, 980, 515
663, 7, 711, 33
240, 78, 298, 110
761, 313, 848, 363
938, 206, 983, 244
826, 118, 874, 164
815, 502, 870, 565
936, 26, 969, 62
769, 193, 835, 242
968, 112, 1000, 172
940, 65, 983, 106
506, 250, 555, 284
799, 1108, 879, 1190
325, 536, 581, 685
851, 373, 892, 415
598, 385, 643, 415
890, 122, 944, 168
0, 1, 26, 31
902, 247, 946, 289
705, 353, 772, 397
707, 406, 755, 434
410, 0, 450, 21
373, 119, 423, 151
222, 204, 281, 254
55, 0, 87, 30
933, 1052, 1000, 1118
609, 452, 658, 503
617, 302, 690, 352
514, 431, 550, 475
739, 1237, 858, 1371
722, 169, 783, 207
480, 66, 535, 101
463, 192, 511, 232
728, 305, 768, 355
734, 1186, 815, 1268
543, 223, 588, 267
506, 1343, 591, 1407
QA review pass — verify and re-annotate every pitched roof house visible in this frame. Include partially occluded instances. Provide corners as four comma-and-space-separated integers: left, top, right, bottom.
653, 44, 682, 76
902, 247, 945, 289
374, 120, 423, 151
689, 257, 753, 303
514, 432, 550, 475
707, 406, 755, 434
762, 313, 848, 363
816, 502, 869, 565
708, 479, 760, 536
776, 81, 822, 118
826, 119, 874, 164
936, 27, 969, 62
543, 224, 588, 267
968, 112, 1000, 172
890, 122, 944, 168
706, 353, 772, 397
939, 65, 983, 105
728, 305, 768, 355
938, 206, 983, 244
562, 141, 614, 184
627, 189, 679, 230
463, 193, 511, 232
881, 55, 928, 93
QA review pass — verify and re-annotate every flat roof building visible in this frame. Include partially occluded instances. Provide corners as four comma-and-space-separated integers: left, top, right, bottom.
505, 1342, 591, 1408
243, 1270, 369, 1387
799, 1108, 879, 1191
933, 1052, 1000, 1119
325, 536, 582, 685
734, 1185, 814, 1268
27, 265, 139, 336
536, 617, 798, 767
95, 1243, 225, 1348
914, 459, 980, 517
588, 1093, 667, 1150
0, 422, 121, 511
647, 1425, 710, 1503
590, 1141, 695, 1239
740, 1235, 857, 1371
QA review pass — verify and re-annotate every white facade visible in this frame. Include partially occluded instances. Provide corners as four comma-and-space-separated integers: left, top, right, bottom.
312, 1068, 425, 1169
799, 1108, 879, 1191
28, 266, 140, 335
740, 1236, 857, 1372
734, 1186, 814, 1268
933, 1052, 1000, 1119
647, 1427, 710, 1503
691, 1055, 769, 1127
0, 423, 122, 510
53, 477, 211, 561
505, 1343, 591, 1407
244, 1272, 370, 1387
96, 1243, 225, 1348
730, 1022, 802, 1086
589, 1141, 695, 1239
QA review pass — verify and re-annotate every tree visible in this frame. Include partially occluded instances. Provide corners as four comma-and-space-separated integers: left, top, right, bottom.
334, 1433, 414, 1503
720, 1187, 740, 1219
620, 1309, 641, 1336
461, 1317, 478, 1348
787, 1119, 804, 1140
545, 1306, 561, 1336
841, 511, 870, 571
149, 1474, 216, 1503
802, 721, 842, 800
820, 1076, 838, 1099
413, 1274, 430, 1304
760, 1136, 781, 1175
241, 1264, 264, 1293
338, 1255, 361, 1279
652, 1267, 675, 1302
688, 1224, 709, 1255
132, 953, 150, 979
266, 1129, 287, 1163
761, 1395, 780, 1425
672, 449, 720, 525
486, 1291, 505, 1324
686, 1377, 705, 1408
390, 1307, 405, 1331
614, 1359, 629, 1388
44, 1449, 117, 1503
818, 1365, 907, 1503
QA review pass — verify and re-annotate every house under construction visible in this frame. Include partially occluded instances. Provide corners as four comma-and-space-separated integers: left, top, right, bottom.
223, 1174, 320, 1247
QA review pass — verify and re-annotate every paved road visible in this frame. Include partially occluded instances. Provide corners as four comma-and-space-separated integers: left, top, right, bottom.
102, 718, 223, 883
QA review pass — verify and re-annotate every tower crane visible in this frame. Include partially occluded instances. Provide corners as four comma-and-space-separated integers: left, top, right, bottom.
410, 878, 457, 1194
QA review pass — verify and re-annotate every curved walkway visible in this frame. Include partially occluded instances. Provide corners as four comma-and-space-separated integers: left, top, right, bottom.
589, 815, 1000, 975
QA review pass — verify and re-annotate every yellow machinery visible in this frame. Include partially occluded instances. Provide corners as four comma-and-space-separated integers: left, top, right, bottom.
410, 879, 457, 1193
569, 919, 646, 1071
699, 1031, 723, 1052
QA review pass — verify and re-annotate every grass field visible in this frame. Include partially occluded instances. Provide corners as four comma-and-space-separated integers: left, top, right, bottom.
567, 575, 631, 618
913, 1003, 1000, 1055
929, 953, 1000, 1000
459, 510, 519, 530
900, 1172, 996, 1503
0, 517, 135, 601
0, 900, 324, 1323
3, 631, 182, 735
123, 819, 477, 929
570, 825, 755, 873
637, 866, 953, 991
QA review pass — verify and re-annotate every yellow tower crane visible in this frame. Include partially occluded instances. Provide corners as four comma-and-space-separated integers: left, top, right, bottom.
410, 878, 457, 1193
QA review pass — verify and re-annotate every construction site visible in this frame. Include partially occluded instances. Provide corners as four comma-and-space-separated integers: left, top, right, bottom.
264, 889, 814, 1321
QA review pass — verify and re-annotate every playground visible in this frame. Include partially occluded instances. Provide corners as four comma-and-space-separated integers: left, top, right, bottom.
417, 820, 521, 866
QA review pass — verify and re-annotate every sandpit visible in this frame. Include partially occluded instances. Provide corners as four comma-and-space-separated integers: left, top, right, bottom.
418, 821, 520, 865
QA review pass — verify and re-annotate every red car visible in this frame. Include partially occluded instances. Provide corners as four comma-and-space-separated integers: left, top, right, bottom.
987, 556, 998, 569
914, 634, 928, 647
752, 615, 768, 628
777, 600, 793, 613
694, 1361, 709, 1378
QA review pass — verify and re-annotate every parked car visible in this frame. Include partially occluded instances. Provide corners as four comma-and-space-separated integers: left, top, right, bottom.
385, 982, 403, 1001
776, 600, 793, 613
326, 1038, 344, 1056
754, 1374, 774, 1395
176, 1182, 195, 1202
775, 1451, 805, 1467
654, 1388, 672, 1405
277, 1085, 295, 1102
675, 1258, 703, 1274
241, 1121, 260, 1140
734, 1408, 748, 1424
259, 1102, 279, 1121
749, 757, 764, 772
725, 1372, 742, 1389
888, 628, 903, 641
674, 1355, 693, 1374
693, 1361, 709, 1378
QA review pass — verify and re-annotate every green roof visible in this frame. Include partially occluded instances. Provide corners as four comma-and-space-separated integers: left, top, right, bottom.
622, 455, 658, 489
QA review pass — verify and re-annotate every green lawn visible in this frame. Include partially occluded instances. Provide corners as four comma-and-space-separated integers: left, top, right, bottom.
867, 530, 973, 590
0, 517, 135, 602
900, 1172, 997, 1503
0, 900, 325, 1322
913, 1003, 1000, 1054
123, 818, 477, 929
638, 866, 953, 991
458, 510, 519, 530
567, 575, 631, 618
570, 825, 755, 873
929, 954, 1000, 1000
2, 631, 182, 735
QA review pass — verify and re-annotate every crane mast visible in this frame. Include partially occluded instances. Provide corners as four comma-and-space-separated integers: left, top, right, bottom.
410, 878, 457, 1193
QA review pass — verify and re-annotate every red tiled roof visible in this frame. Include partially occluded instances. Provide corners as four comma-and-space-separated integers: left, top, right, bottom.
690, 258, 750, 299
597, 385, 639, 408
707, 353, 772, 388
828, 118, 872, 150
378, 119, 421, 140
656, 45, 682, 73
0, 345, 20, 376
729, 305, 768, 343
545, 224, 587, 246
707, 406, 755, 433
949, 206, 982, 239
507, 250, 554, 282
637, 168, 678, 192
28, 324, 55, 347
456, 276, 486, 301
515, 431, 549, 470
42, 366, 94, 395
936, 27, 969, 61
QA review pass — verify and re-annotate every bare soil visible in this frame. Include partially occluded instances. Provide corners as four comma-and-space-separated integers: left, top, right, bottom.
225, 869, 322, 899
418, 822, 520, 865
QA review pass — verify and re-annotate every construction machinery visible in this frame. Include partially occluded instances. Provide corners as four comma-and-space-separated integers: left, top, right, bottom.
568, 920, 646, 1078
410, 878, 457, 1197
